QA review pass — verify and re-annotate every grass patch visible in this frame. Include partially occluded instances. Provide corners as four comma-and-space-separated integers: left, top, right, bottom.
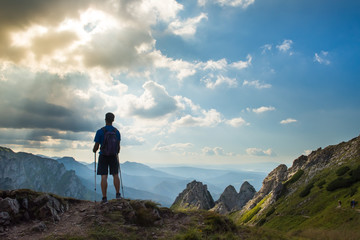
88, 225, 125, 240
238, 195, 270, 224
42, 235, 87, 240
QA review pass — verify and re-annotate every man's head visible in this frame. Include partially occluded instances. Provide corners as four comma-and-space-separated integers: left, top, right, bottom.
105, 112, 115, 123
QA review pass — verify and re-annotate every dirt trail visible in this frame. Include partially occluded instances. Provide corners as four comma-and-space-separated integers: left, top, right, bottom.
4, 201, 96, 240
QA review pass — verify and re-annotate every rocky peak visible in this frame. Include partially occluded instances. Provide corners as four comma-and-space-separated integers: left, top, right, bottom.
211, 181, 256, 214
238, 181, 256, 206
171, 180, 214, 210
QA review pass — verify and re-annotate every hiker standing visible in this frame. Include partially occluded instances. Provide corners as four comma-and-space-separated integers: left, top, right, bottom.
351, 199, 355, 209
93, 112, 121, 203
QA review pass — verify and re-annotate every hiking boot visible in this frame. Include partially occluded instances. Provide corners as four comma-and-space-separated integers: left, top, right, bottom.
116, 193, 122, 200
101, 197, 107, 203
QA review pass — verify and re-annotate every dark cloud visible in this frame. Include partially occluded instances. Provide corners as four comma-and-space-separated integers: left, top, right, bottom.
0, 0, 93, 62
0, 68, 99, 132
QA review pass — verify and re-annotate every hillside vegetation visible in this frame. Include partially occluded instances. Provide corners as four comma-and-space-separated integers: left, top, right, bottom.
232, 135, 360, 240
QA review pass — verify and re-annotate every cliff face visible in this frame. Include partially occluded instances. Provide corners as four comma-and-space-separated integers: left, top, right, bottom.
171, 180, 215, 210
0, 147, 88, 199
211, 181, 256, 214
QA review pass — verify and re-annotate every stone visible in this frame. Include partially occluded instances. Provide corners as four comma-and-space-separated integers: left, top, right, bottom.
31, 221, 47, 232
0, 197, 20, 215
0, 212, 11, 226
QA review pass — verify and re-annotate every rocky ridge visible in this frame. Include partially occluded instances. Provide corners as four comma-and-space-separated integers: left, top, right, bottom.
0, 147, 89, 200
239, 134, 360, 223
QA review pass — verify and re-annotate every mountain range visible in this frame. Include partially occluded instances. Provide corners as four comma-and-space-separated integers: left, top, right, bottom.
0, 148, 266, 207
0, 135, 359, 239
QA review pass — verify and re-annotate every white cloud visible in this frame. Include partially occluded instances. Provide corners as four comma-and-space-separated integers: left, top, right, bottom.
199, 0, 255, 8
173, 109, 223, 128
314, 51, 330, 65
202, 58, 228, 71
246, 147, 275, 156
276, 39, 293, 54
153, 141, 194, 152
250, 106, 276, 114
202, 146, 235, 156
243, 80, 271, 89
168, 13, 208, 38
280, 118, 297, 124
230, 54, 252, 69
261, 44, 272, 54
225, 117, 249, 127
202, 74, 237, 89
125, 81, 179, 119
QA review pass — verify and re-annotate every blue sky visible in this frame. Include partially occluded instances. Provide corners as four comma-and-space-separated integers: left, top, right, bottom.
0, 0, 359, 168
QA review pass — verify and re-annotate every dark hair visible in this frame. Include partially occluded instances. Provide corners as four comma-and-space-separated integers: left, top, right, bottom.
105, 112, 115, 122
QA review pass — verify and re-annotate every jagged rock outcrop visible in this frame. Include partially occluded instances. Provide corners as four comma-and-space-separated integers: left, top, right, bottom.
242, 164, 287, 211
238, 181, 256, 207
211, 181, 256, 214
171, 180, 215, 210
0, 147, 88, 199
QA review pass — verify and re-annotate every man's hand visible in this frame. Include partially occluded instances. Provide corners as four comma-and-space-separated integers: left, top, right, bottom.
93, 142, 100, 153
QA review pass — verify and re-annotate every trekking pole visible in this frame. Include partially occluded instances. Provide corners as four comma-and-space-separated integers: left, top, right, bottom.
117, 155, 125, 198
94, 152, 97, 203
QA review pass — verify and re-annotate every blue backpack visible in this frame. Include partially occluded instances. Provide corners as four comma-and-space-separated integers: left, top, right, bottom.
100, 127, 119, 156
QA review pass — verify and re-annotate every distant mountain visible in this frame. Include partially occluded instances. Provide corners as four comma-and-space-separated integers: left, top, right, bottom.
122, 161, 180, 178
57, 156, 94, 181
55, 158, 174, 206
232, 135, 360, 236
0, 147, 91, 200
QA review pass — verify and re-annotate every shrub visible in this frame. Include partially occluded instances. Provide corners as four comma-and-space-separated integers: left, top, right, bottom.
316, 179, 326, 189
326, 177, 353, 191
336, 166, 350, 176
256, 218, 266, 226
327, 166, 360, 192
349, 187, 358, 197
299, 182, 314, 198
204, 214, 236, 234
265, 207, 276, 217
174, 229, 202, 240
348, 165, 360, 180
285, 170, 304, 186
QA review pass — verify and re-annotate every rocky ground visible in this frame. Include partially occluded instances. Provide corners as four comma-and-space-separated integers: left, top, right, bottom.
0, 189, 289, 240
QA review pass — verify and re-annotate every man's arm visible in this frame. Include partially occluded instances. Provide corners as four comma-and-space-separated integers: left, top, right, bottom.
93, 142, 100, 153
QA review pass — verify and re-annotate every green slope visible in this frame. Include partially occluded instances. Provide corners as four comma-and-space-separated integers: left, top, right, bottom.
232, 136, 360, 240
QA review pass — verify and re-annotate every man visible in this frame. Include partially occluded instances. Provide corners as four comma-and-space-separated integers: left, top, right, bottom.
93, 112, 121, 203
